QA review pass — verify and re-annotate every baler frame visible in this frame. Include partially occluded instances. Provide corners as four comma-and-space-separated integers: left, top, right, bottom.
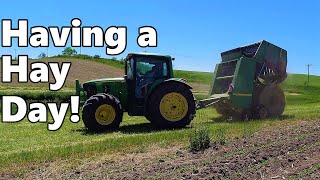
195, 40, 287, 119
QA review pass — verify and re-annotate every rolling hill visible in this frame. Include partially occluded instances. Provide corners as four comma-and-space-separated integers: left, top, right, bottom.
0, 57, 319, 97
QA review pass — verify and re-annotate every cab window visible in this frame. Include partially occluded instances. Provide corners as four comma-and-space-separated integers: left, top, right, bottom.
135, 56, 168, 78
135, 56, 169, 98
126, 58, 134, 80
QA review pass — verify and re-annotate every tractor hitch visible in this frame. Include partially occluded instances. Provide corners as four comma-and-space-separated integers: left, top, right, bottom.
196, 93, 230, 110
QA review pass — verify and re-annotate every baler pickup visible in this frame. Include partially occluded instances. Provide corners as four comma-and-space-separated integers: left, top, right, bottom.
196, 94, 229, 110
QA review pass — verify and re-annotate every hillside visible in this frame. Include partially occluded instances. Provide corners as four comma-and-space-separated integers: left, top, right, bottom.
1, 57, 318, 89
0, 57, 319, 96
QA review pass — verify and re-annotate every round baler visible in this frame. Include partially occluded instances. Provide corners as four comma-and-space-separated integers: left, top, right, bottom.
197, 40, 287, 119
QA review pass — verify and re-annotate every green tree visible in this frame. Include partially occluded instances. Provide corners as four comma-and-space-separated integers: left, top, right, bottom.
38, 52, 46, 59
62, 47, 77, 56
93, 54, 101, 59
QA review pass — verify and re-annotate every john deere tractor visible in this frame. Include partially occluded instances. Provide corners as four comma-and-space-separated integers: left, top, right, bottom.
76, 53, 196, 131
76, 40, 287, 132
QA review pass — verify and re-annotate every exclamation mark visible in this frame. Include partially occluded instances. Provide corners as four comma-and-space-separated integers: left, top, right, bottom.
70, 96, 80, 123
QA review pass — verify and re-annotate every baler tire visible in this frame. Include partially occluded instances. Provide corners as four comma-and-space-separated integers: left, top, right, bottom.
256, 84, 285, 118
147, 82, 196, 129
82, 93, 123, 132
255, 105, 269, 119
241, 110, 252, 120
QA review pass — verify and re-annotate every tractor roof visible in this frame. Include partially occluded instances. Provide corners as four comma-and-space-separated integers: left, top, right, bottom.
221, 40, 284, 56
220, 40, 287, 63
127, 52, 172, 59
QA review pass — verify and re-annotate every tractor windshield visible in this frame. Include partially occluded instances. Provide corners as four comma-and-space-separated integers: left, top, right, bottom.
135, 55, 168, 97
135, 56, 168, 78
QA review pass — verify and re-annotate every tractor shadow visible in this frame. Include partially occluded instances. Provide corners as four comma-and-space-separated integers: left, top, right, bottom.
75, 122, 191, 135
74, 114, 295, 135
209, 114, 295, 123
119, 123, 164, 134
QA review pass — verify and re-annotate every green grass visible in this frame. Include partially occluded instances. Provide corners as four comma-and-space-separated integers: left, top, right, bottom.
290, 163, 320, 179
1, 91, 320, 169
1, 56, 320, 170
189, 125, 211, 151
174, 70, 213, 84
0, 85, 74, 101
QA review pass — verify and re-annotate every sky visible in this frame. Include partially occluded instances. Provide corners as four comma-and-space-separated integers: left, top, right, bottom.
0, 0, 319, 74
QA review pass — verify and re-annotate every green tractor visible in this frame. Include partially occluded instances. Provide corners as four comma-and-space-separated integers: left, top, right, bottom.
76, 40, 287, 132
76, 53, 196, 131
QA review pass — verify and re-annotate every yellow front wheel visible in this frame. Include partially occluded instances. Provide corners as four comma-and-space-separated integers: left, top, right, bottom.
82, 93, 123, 132
95, 104, 116, 125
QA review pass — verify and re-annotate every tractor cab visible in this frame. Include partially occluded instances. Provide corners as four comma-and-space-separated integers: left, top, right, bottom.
124, 53, 174, 115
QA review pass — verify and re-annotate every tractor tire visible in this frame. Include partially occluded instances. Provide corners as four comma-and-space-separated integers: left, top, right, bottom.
147, 82, 196, 128
255, 84, 285, 118
145, 114, 153, 122
82, 93, 123, 132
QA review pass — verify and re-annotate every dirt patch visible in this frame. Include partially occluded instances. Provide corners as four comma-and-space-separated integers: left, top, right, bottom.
2, 120, 320, 179
188, 82, 210, 93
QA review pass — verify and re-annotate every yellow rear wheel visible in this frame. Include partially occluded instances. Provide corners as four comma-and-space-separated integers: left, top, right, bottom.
146, 82, 196, 128
160, 92, 189, 122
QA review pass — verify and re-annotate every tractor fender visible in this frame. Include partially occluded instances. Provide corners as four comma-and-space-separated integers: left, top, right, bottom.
144, 78, 193, 114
